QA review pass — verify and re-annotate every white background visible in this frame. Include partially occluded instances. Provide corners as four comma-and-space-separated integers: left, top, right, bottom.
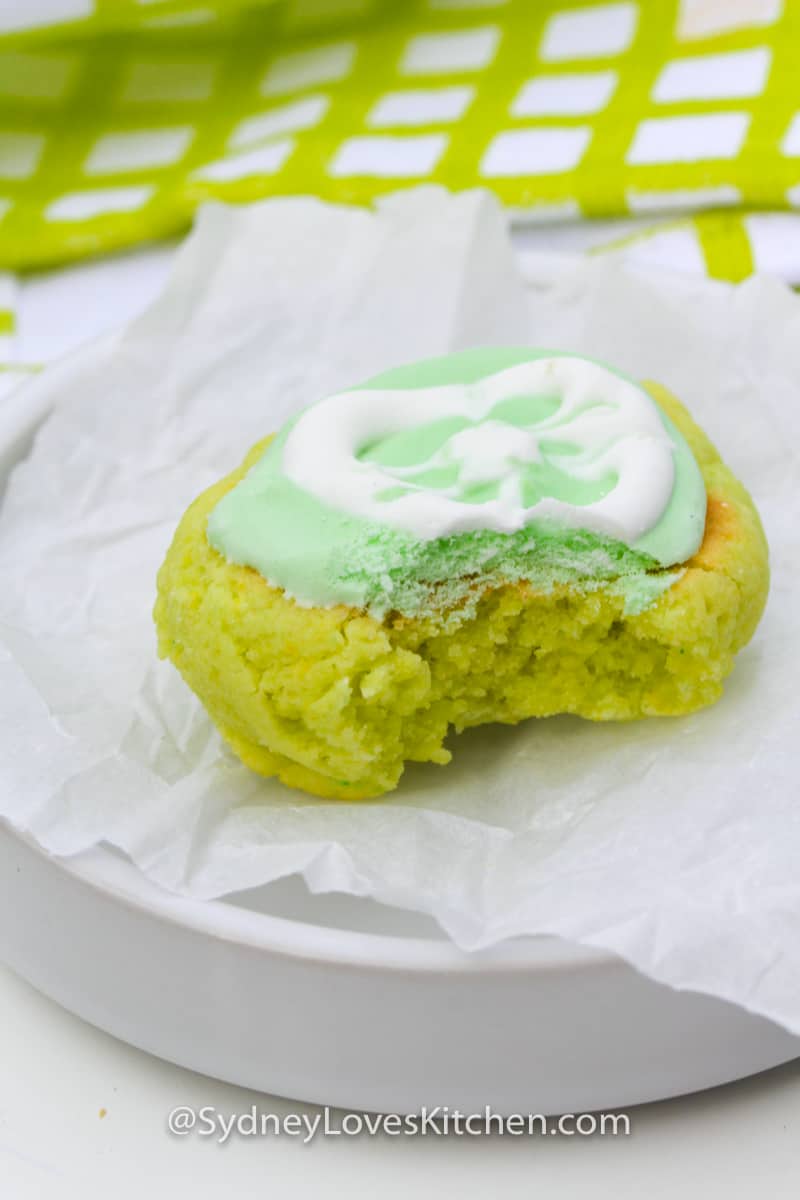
2, 963, 800, 1198
3, 227, 800, 1197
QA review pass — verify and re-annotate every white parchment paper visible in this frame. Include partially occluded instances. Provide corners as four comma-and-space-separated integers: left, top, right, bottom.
1, 189, 799, 1032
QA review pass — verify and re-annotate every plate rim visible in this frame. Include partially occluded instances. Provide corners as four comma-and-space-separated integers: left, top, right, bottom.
3, 817, 616, 974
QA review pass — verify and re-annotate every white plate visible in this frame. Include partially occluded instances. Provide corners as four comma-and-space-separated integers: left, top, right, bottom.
1, 341, 798, 1116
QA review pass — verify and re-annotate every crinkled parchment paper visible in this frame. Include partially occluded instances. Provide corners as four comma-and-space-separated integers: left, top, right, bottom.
1, 189, 799, 1033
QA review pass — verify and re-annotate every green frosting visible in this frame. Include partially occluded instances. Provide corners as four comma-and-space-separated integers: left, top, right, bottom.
207, 348, 706, 618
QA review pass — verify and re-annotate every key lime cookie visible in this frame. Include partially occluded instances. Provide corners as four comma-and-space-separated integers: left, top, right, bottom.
154, 349, 769, 800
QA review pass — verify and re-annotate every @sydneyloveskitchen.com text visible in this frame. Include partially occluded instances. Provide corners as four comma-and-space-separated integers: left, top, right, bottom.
168, 1105, 631, 1144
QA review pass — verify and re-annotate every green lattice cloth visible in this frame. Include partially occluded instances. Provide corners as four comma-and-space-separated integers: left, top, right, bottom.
1, 0, 799, 277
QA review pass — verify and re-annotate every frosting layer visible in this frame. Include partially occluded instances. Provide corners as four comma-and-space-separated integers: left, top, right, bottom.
207, 349, 707, 617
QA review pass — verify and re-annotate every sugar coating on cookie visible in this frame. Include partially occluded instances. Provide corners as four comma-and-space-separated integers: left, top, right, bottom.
206, 349, 707, 620
155, 351, 769, 800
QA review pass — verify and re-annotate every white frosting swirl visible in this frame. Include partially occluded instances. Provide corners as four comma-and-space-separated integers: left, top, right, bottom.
282, 357, 676, 546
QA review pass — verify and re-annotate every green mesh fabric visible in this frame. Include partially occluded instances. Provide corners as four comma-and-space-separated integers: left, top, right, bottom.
1, 0, 799, 272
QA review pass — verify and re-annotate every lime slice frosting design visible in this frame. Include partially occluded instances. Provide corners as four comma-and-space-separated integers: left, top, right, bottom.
208, 349, 707, 618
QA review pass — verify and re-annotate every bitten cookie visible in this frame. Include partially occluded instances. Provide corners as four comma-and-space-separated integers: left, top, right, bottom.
154, 349, 768, 799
